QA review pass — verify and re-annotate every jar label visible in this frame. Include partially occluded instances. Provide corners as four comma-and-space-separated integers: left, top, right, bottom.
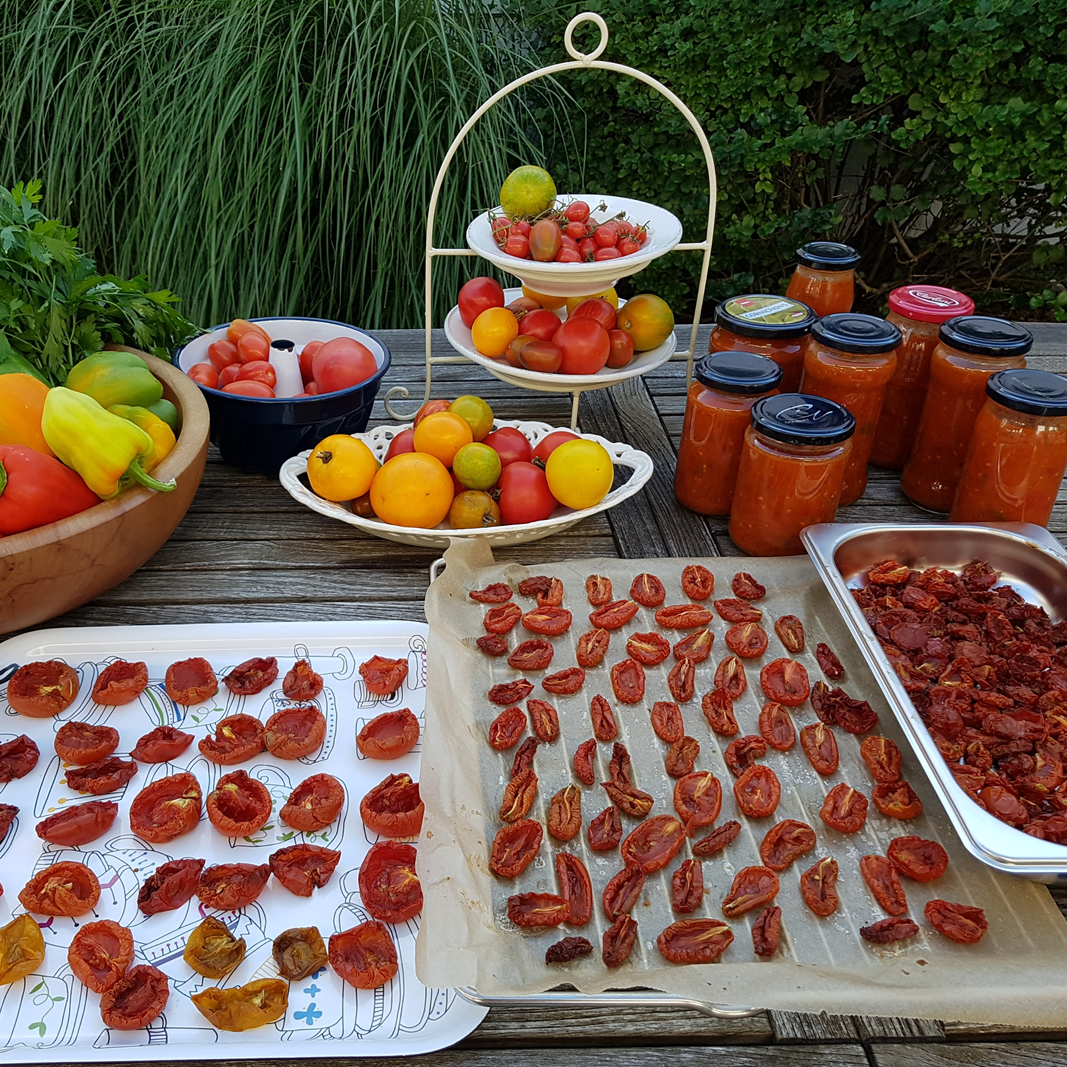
724, 296, 810, 324
905, 288, 965, 309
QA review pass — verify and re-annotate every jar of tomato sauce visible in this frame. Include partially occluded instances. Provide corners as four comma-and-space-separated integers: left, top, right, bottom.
709, 295, 816, 393
869, 285, 975, 469
900, 316, 1033, 512
799, 314, 900, 506
674, 351, 783, 516
728, 394, 855, 556
785, 242, 861, 317
950, 369, 1067, 527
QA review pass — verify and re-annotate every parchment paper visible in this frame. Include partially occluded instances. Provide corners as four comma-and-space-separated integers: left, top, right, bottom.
416, 539, 1067, 1025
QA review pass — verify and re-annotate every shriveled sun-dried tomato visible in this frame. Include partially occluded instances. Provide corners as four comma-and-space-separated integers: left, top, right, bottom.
223, 657, 278, 695
861, 917, 920, 944
800, 856, 839, 917
0, 804, 16, 844
681, 564, 714, 600
610, 658, 645, 704
484, 603, 522, 634
760, 658, 810, 706
658, 918, 734, 964
264, 705, 326, 759
671, 858, 704, 914
655, 604, 714, 629
37, 799, 117, 846
722, 865, 779, 918
131, 724, 194, 763
543, 667, 586, 695
273, 927, 328, 980
588, 806, 624, 851
280, 773, 344, 831
283, 658, 323, 701
359, 840, 422, 922
800, 722, 840, 776
91, 660, 148, 705
7, 660, 79, 717
489, 819, 542, 878
358, 707, 420, 759
548, 785, 582, 841
518, 575, 553, 598
508, 891, 568, 927
69, 919, 134, 992
734, 764, 781, 818
197, 862, 271, 910
674, 771, 722, 833
270, 843, 341, 896
508, 639, 554, 671
470, 582, 513, 603
715, 655, 748, 699
573, 738, 597, 785
589, 599, 639, 630
192, 978, 288, 1030
487, 679, 533, 708
760, 819, 816, 871
546, 936, 594, 964
129, 771, 202, 843
816, 642, 845, 680
199, 713, 265, 765
19, 861, 100, 916
860, 853, 908, 915
872, 780, 924, 820
602, 779, 654, 817
753, 906, 782, 957
692, 820, 741, 856
673, 628, 714, 662
602, 914, 638, 968
329, 923, 397, 989
725, 735, 767, 777
773, 615, 805, 654
477, 634, 508, 657
522, 605, 573, 636
621, 814, 687, 872
702, 688, 739, 736
627, 632, 671, 665
137, 857, 205, 915
0, 735, 38, 782
102, 965, 169, 1030
586, 575, 613, 605
360, 655, 408, 695
589, 694, 618, 742
512, 737, 540, 776
577, 629, 610, 668
759, 702, 796, 751
63, 756, 136, 796
500, 768, 538, 822
165, 657, 218, 705
732, 572, 766, 600
207, 769, 272, 837
888, 835, 949, 881
714, 598, 762, 623
631, 572, 666, 607
650, 700, 684, 744
184, 915, 246, 978
556, 852, 592, 925
527, 698, 560, 742
924, 899, 987, 943
820, 783, 868, 833
860, 736, 902, 784
488, 706, 526, 750
0, 914, 44, 985
537, 578, 564, 607
668, 658, 696, 702
725, 622, 768, 659
360, 773, 423, 838
665, 735, 700, 778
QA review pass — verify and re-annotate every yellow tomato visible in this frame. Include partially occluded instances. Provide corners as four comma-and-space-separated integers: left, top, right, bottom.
449, 490, 501, 529
522, 286, 567, 311
544, 438, 613, 509
453, 442, 502, 490
306, 435, 379, 502
449, 395, 494, 441
566, 288, 618, 315
615, 293, 674, 351
369, 452, 454, 528
412, 411, 473, 466
471, 307, 518, 358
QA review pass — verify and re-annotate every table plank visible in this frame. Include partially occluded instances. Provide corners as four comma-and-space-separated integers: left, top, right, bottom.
871, 1042, 1067, 1066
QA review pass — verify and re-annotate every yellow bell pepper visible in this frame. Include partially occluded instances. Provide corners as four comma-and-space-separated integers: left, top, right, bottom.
108, 404, 176, 471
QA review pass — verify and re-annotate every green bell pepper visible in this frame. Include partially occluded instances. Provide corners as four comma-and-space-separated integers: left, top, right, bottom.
65, 351, 164, 409
146, 397, 180, 432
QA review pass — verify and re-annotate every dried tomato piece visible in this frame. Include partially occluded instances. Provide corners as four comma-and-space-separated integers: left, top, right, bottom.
869, 560, 911, 584
484, 603, 522, 634
477, 634, 508, 657
137, 857, 205, 915
734, 764, 781, 818
537, 578, 565, 607
888, 836, 949, 882
627, 632, 670, 665
671, 858, 704, 913
543, 667, 586, 695
68, 920, 135, 993
588, 806, 623, 851
725, 623, 769, 659
674, 771, 722, 833
602, 780, 654, 817
861, 917, 920, 944
198, 713, 265, 765
7, 660, 79, 717
489, 818, 543, 877
0, 804, 16, 844
556, 852, 593, 925
223, 657, 278, 695
55, 721, 119, 766
573, 738, 597, 785
589, 599, 639, 630
197, 862, 271, 910
131, 725, 194, 763
800, 722, 840, 775
621, 814, 687, 872
207, 769, 272, 837
759, 819, 816, 871
0, 735, 38, 782
499, 768, 538, 822
518, 575, 553, 598
610, 658, 645, 704
773, 615, 805, 654
673, 628, 714, 663
329, 923, 398, 989
631, 572, 666, 607
872, 780, 924, 820
759, 702, 796, 751
360, 773, 423, 838
820, 783, 869, 833
925, 899, 987, 943
860, 854, 908, 915
658, 918, 734, 964
360, 655, 409, 696
165, 657, 218, 705
359, 840, 422, 922
715, 655, 748, 699
192, 978, 289, 1030
714, 598, 763, 623
284, 659, 323, 701
101, 965, 169, 1030
19, 861, 100, 916
586, 574, 613, 606
508, 639, 554, 671
604, 865, 647, 921
511, 736, 540, 776
979, 783, 1028, 825
184, 915, 246, 978
270, 843, 341, 896
602, 914, 638, 968
273, 927, 328, 980
830, 692, 878, 735
681, 565, 714, 600
280, 773, 344, 832
702, 688, 738, 737
548, 785, 582, 841
650, 701, 684, 743
470, 582, 513, 603
692, 820, 742, 856
608, 740, 633, 786
577, 628, 610, 668
860, 736, 902, 784
815, 643, 845, 680
668, 658, 696, 702
129, 771, 202, 843
508, 892, 568, 927
37, 799, 117, 846
488, 706, 526, 750
546, 936, 594, 964
527, 698, 560, 742
91, 660, 148, 705
665, 735, 700, 778
725, 735, 767, 777
264, 705, 326, 759
800, 856, 839, 916
358, 707, 420, 759
522, 605, 573, 636
655, 604, 714, 629
760, 658, 810, 706
753, 906, 782, 957
722, 865, 780, 918
579, 695, 614, 745
0, 914, 43, 985
731, 572, 766, 600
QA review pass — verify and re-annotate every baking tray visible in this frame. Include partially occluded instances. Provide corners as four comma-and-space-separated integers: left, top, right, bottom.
802, 521, 1067, 880
0, 620, 487, 1061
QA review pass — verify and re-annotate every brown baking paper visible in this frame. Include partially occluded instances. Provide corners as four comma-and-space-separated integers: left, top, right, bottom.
415, 539, 1067, 1025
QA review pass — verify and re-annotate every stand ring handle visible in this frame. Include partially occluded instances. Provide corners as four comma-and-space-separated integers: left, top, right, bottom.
564, 12, 609, 62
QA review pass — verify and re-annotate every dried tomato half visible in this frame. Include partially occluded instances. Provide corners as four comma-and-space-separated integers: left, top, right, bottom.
360, 772, 424, 838
586, 575, 613, 605
223, 657, 278, 696
484, 603, 522, 634
671, 858, 704, 914
715, 656, 748, 699
500, 768, 538, 822
280, 773, 344, 831
610, 659, 645, 704
860, 854, 908, 915
360, 655, 409, 696
546, 936, 594, 964
734, 764, 781, 818
577, 629, 610, 668
681, 564, 714, 600
621, 814, 687, 872
265, 705, 326, 760
725, 623, 769, 659
860, 736, 902, 784
0, 914, 44, 986
589, 600, 639, 630
602, 780, 654, 817
489, 818, 543, 878
603, 865, 645, 920
508, 639, 553, 671
925, 899, 987, 943
522, 605, 573, 636
129, 771, 202, 843
358, 708, 420, 759
68, 919, 134, 993
207, 769, 272, 837
655, 605, 714, 629
55, 721, 120, 766
759, 819, 816, 871
588, 806, 623, 851
753, 906, 782, 957
668, 658, 696, 702
665, 736, 700, 778
273, 927, 328, 980
673, 629, 714, 663
37, 799, 117, 846
184, 915, 246, 978
888, 836, 949, 882
518, 576, 553, 598
91, 660, 148, 705
651, 701, 684, 744
270, 843, 341, 896
19, 861, 100, 916
815, 643, 845, 680
165, 657, 218, 705
868, 559, 911, 584
702, 688, 738, 737
477, 634, 508, 657
489, 679, 534, 706
759, 702, 796, 751
820, 783, 869, 833
283, 659, 323, 701
511, 736, 537, 775
872, 780, 924, 820
131, 725, 194, 763
725, 735, 767, 777
602, 914, 638, 968
627, 632, 671, 665
330, 923, 398, 989
861, 917, 920, 944
674, 772, 722, 833
137, 857, 205, 915
192, 978, 289, 1029
800, 856, 839, 917
470, 582, 513, 603
488, 706, 526, 750
527, 698, 560, 742
101, 965, 169, 1030
543, 667, 585, 695
714, 598, 763, 623
631, 572, 666, 607
760, 658, 810, 706
557, 852, 593, 925
584, 694, 616, 743
547, 784, 581, 841
0, 735, 38, 782
573, 738, 597, 785
537, 578, 564, 606
7, 660, 79, 717
0, 804, 16, 844
197, 862, 271, 910
692, 820, 741, 856
800, 722, 840, 776
731, 572, 766, 600
198, 713, 265, 765
658, 918, 734, 964
508, 892, 568, 927
773, 615, 805, 654
722, 865, 780, 918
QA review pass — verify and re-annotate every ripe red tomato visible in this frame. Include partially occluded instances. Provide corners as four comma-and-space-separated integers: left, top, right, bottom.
236, 361, 277, 388
385, 427, 416, 461
529, 219, 562, 262
208, 340, 240, 372
555, 247, 581, 263
564, 221, 585, 240
497, 461, 556, 524
503, 233, 530, 258
607, 329, 634, 368
594, 224, 618, 248
458, 277, 505, 328
521, 309, 562, 341
507, 296, 541, 318
218, 365, 240, 387
484, 427, 532, 467
299, 340, 323, 383
554, 318, 610, 374
578, 237, 597, 261
222, 380, 274, 398
237, 332, 270, 364
519, 340, 562, 372
618, 236, 640, 256
532, 430, 579, 464
413, 399, 451, 426
559, 234, 579, 253
594, 247, 623, 261
312, 337, 378, 394
565, 201, 591, 223
188, 362, 219, 388
569, 298, 616, 331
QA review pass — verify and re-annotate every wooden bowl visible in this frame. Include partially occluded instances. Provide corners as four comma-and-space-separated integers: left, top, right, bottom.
0, 348, 210, 634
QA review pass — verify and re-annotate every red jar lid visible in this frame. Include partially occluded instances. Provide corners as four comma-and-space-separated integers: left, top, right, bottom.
887, 285, 975, 323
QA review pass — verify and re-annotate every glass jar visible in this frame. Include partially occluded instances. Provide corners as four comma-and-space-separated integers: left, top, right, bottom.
869, 285, 975, 469
900, 316, 1033, 512
799, 314, 900, 506
709, 295, 817, 393
674, 351, 783, 516
785, 242, 861, 317
728, 393, 855, 556
950, 369, 1067, 527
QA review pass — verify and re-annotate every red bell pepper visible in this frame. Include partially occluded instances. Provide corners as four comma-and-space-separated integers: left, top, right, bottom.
0, 444, 100, 535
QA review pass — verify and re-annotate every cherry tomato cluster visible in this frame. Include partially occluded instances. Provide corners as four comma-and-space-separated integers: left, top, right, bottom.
186, 318, 378, 399
491, 200, 649, 264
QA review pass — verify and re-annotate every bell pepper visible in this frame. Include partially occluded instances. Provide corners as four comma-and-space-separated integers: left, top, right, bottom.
65, 351, 164, 409
147, 398, 180, 432
0, 374, 54, 455
0, 444, 100, 535
41, 388, 176, 499
108, 404, 176, 471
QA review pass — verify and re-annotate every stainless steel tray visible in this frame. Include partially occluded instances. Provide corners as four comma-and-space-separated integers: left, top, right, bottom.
802, 521, 1067, 880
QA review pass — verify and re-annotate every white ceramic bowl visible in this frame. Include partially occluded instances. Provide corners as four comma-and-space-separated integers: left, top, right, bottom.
279, 420, 654, 548
466, 194, 683, 297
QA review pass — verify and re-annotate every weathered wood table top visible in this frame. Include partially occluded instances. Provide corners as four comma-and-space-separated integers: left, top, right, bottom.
48, 322, 1067, 1066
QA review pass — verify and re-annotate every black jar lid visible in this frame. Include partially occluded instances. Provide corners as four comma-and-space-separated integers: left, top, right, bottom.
695, 351, 783, 395
938, 316, 1033, 357
795, 241, 861, 270
986, 369, 1067, 417
810, 313, 902, 354
751, 393, 856, 446
714, 294, 817, 339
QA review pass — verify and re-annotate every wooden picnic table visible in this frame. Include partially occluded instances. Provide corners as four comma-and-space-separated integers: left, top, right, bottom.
47, 322, 1067, 1066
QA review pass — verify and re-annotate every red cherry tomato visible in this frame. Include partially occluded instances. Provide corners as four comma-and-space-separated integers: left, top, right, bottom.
188, 362, 219, 388
594, 247, 623, 261
564, 221, 585, 240
484, 426, 532, 467
458, 277, 505, 329
554, 317, 610, 375
559, 234, 580, 253
218, 364, 241, 387
521, 309, 562, 341
512, 220, 532, 237
569, 298, 616, 331
222, 380, 275, 398
578, 237, 597, 262
565, 201, 591, 223
532, 430, 579, 464
555, 247, 581, 263
413, 399, 451, 426
618, 236, 640, 256
497, 461, 556, 525
235, 361, 277, 388
502, 233, 530, 258
385, 428, 416, 461
606, 329, 634, 368
237, 332, 271, 364
312, 337, 378, 394
299, 340, 324, 383
518, 340, 563, 373
594, 225, 618, 248
207, 340, 240, 372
